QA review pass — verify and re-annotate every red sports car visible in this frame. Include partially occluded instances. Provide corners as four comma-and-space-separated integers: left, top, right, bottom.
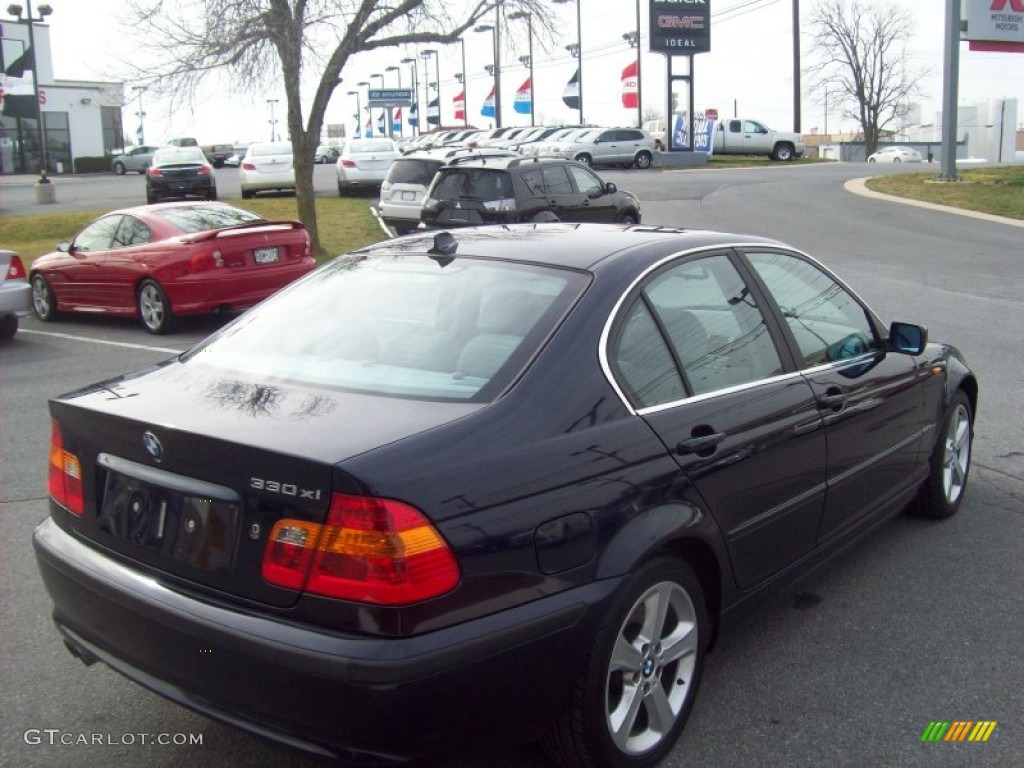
30, 202, 316, 334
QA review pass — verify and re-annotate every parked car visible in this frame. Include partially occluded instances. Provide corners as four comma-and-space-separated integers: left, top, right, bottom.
867, 146, 924, 163
379, 148, 518, 234
0, 249, 31, 340
145, 146, 216, 204
28, 202, 315, 334
111, 145, 159, 175
239, 141, 296, 199
315, 145, 340, 164
222, 153, 241, 167
643, 118, 667, 150
33, 223, 976, 767
523, 126, 594, 157
336, 137, 399, 194
547, 127, 656, 169
421, 155, 642, 228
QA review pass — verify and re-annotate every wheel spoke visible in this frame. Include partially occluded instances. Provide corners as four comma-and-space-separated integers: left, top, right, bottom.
609, 634, 644, 672
660, 623, 698, 665
644, 682, 677, 736
608, 681, 645, 751
639, 584, 672, 644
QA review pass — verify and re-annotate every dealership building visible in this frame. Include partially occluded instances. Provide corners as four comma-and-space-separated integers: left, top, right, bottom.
1, 17, 124, 175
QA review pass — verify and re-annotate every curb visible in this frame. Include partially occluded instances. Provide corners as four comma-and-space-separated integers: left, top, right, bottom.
845, 177, 1024, 229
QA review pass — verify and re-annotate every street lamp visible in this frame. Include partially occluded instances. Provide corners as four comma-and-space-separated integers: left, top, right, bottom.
346, 90, 362, 136
266, 98, 279, 141
357, 81, 370, 136
474, 24, 499, 127
509, 10, 534, 126
420, 49, 440, 128
131, 85, 147, 145
400, 57, 420, 135
6, 1, 55, 177
554, 0, 583, 125
384, 66, 402, 87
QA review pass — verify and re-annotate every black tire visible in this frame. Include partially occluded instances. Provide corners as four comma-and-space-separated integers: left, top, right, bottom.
893, 158, 901, 164
31, 273, 58, 322
654, 140, 664, 151
915, 391, 973, 519
208, 187, 218, 201
146, 192, 159, 204
868, 158, 877, 163
617, 212, 639, 226
544, 557, 707, 768
137, 279, 175, 334
338, 182, 348, 197
634, 151, 653, 170
241, 189, 254, 200
772, 143, 795, 161
576, 153, 593, 167
0, 314, 17, 340
113, 161, 126, 175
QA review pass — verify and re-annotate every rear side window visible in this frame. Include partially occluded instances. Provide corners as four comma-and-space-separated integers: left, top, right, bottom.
188, 255, 588, 402
388, 159, 443, 185
432, 170, 514, 202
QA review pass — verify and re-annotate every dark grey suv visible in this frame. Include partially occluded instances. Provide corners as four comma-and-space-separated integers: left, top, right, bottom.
420, 156, 642, 229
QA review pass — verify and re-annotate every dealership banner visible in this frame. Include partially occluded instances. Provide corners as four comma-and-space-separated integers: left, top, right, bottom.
621, 60, 638, 108
514, 78, 532, 114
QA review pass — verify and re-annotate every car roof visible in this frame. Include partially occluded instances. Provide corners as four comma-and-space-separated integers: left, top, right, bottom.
352, 223, 786, 273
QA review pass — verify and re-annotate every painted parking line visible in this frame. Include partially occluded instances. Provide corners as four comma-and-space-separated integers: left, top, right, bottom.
19, 329, 185, 355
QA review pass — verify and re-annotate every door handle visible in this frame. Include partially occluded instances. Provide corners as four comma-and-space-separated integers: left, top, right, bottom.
816, 387, 847, 411
677, 432, 726, 456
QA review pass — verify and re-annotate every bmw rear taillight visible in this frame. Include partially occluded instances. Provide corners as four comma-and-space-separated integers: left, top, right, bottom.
241, 162, 256, 171
48, 421, 84, 516
261, 493, 460, 605
198, 164, 212, 175
147, 167, 163, 178
483, 197, 516, 213
341, 159, 357, 168
7, 254, 26, 280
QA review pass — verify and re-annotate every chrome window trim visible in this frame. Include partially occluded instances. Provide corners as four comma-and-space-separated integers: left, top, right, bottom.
599, 243, 888, 415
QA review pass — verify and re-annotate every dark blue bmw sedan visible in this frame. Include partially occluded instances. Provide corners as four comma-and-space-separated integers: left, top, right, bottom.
34, 224, 977, 767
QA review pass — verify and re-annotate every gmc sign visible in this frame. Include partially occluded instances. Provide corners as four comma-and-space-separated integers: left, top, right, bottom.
650, 0, 711, 54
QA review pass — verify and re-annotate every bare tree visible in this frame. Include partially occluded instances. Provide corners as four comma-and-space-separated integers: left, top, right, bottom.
806, 0, 924, 156
126, 0, 555, 258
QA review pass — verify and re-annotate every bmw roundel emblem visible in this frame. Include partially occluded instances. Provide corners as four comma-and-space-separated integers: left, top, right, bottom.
143, 430, 163, 462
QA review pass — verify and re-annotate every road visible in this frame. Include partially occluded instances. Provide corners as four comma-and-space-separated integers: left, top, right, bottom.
1, 163, 1021, 768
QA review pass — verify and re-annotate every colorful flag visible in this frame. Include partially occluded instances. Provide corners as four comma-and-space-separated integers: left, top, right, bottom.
376, 110, 386, 135
392, 108, 402, 133
453, 91, 465, 122
480, 86, 495, 118
427, 97, 440, 126
514, 78, 532, 115
562, 69, 580, 111
621, 60, 638, 109
408, 101, 419, 128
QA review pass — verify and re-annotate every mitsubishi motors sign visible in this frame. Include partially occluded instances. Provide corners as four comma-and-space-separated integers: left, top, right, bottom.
965, 0, 1024, 50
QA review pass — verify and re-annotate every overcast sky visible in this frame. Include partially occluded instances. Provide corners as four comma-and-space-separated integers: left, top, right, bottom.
44, 0, 1024, 144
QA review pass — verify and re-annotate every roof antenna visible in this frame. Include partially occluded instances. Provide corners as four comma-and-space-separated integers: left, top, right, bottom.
428, 232, 458, 266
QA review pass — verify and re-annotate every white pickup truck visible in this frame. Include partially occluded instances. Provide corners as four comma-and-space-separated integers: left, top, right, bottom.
713, 118, 804, 161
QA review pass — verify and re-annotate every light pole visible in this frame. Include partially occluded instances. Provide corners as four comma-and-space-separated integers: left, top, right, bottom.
346, 90, 362, 137
131, 85, 147, 145
509, 11, 534, 126
401, 57, 420, 135
474, 25, 497, 127
554, 0, 583, 125
449, 39, 468, 127
420, 49, 440, 128
6, 1, 54, 177
266, 98, 279, 141
623, 31, 641, 128
357, 80, 370, 135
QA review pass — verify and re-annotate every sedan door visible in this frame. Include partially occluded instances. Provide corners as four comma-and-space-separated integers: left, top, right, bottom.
608, 251, 826, 589
742, 249, 929, 544
49, 215, 123, 307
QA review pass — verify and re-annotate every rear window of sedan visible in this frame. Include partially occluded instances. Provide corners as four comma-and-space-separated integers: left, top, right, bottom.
152, 204, 263, 233
153, 147, 207, 165
249, 142, 293, 157
348, 139, 397, 154
185, 254, 587, 401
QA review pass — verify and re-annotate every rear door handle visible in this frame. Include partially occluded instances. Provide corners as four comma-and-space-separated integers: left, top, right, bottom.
677, 432, 726, 456
816, 387, 847, 411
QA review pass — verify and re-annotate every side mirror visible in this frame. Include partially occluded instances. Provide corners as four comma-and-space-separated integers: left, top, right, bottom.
605, 182, 617, 194
57, 242, 71, 253
888, 322, 927, 355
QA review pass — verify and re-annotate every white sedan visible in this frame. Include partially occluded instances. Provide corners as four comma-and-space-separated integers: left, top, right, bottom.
867, 146, 923, 163
239, 141, 296, 199
336, 138, 399, 194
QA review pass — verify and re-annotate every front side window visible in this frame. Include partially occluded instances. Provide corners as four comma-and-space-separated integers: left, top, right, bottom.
187, 255, 587, 402
74, 215, 122, 252
568, 166, 604, 197
746, 251, 880, 368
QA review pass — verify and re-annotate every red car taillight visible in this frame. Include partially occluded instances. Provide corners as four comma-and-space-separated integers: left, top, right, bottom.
241, 162, 256, 171
6, 254, 26, 280
48, 421, 84, 516
147, 167, 163, 178
198, 164, 212, 175
341, 159, 357, 168
261, 493, 460, 605
187, 248, 224, 272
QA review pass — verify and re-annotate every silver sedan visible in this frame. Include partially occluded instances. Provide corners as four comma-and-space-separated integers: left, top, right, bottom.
336, 138, 399, 194
867, 146, 924, 163
111, 145, 159, 175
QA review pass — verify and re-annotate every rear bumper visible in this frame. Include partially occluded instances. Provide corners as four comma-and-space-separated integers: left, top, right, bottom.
33, 516, 616, 763
164, 259, 315, 315
0, 280, 32, 315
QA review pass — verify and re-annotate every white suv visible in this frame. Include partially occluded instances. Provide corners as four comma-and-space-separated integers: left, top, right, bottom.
378, 148, 518, 234
547, 127, 656, 169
